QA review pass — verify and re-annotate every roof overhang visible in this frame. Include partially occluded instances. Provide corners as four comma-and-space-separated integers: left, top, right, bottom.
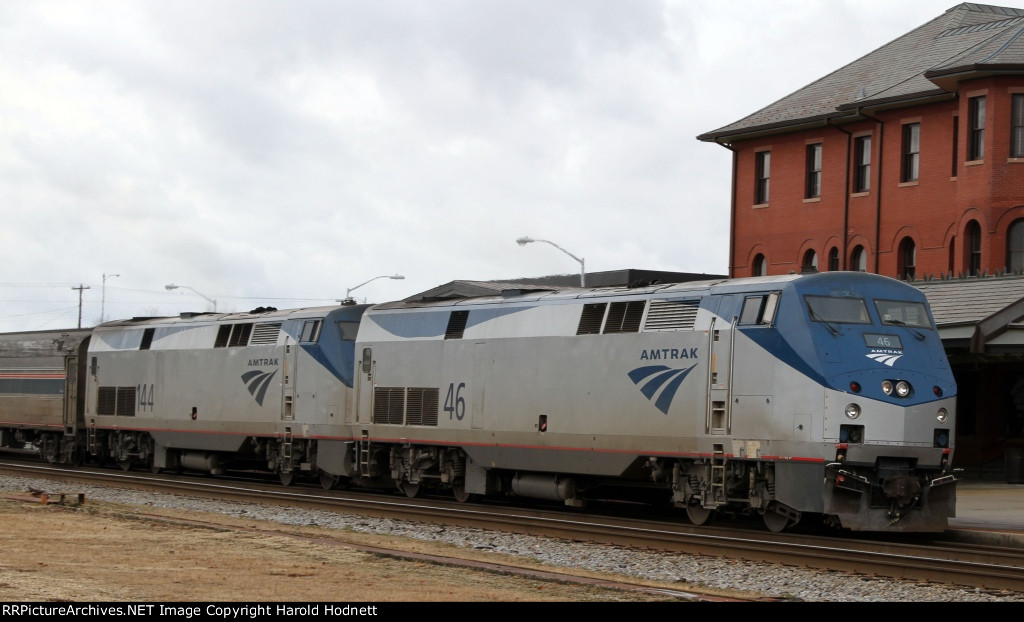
697, 111, 859, 145
699, 91, 954, 145
924, 64, 1024, 91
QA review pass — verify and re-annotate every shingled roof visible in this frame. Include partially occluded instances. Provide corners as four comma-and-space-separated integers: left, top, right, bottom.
698, 3, 1024, 144
916, 274, 1024, 354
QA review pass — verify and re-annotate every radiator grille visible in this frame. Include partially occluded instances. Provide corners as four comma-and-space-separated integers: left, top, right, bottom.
405, 387, 439, 426
97, 386, 137, 416
373, 387, 405, 424
644, 300, 699, 331
250, 322, 282, 345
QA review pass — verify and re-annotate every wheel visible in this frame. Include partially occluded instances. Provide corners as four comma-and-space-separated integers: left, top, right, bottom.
319, 472, 339, 491
118, 459, 133, 472
398, 481, 421, 498
42, 441, 59, 464
686, 502, 713, 526
279, 470, 295, 486
452, 479, 471, 503
763, 504, 796, 533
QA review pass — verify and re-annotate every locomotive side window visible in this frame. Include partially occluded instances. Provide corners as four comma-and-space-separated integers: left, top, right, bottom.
739, 292, 780, 326
804, 295, 870, 324
874, 299, 932, 328
336, 320, 359, 341
300, 319, 322, 342
139, 328, 155, 350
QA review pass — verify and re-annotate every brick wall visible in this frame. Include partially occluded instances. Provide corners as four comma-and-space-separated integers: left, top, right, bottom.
729, 76, 1024, 280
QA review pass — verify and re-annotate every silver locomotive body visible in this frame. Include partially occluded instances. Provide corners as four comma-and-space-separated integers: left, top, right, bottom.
83, 305, 366, 485
353, 272, 957, 531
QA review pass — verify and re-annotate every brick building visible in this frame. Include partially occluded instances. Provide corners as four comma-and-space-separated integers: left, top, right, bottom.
698, 3, 1024, 281
698, 3, 1024, 474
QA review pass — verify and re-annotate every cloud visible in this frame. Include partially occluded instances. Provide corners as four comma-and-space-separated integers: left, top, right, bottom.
0, 0, 977, 330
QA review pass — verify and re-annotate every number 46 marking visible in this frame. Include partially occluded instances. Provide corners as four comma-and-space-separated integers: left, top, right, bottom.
444, 382, 466, 420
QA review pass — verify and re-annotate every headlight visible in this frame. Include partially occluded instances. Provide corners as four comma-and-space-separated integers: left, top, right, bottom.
895, 380, 911, 397
882, 379, 912, 398
845, 403, 861, 419
937, 408, 948, 423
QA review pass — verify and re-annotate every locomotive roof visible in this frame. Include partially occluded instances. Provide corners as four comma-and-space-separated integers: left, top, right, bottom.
96, 304, 357, 328
371, 274, 815, 310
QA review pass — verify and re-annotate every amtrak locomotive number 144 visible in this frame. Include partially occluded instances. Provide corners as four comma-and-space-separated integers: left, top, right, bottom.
0, 272, 957, 532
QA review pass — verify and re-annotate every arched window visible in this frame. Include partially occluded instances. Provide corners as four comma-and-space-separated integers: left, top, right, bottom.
898, 237, 916, 281
801, 249, 818, 273
1008, 219, 1024, 273
752, 254, 766, 277
850, 246, 867, 272
965, 220, 981, 276
827, 247, 839, 271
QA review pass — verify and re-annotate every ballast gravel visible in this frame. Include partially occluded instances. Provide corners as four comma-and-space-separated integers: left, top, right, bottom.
1, 475, 1021, 603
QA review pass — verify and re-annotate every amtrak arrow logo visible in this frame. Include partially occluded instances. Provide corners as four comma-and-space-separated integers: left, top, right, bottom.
241, 368, 278, 406
866, 352, 903, 367
628, 364, 697, 414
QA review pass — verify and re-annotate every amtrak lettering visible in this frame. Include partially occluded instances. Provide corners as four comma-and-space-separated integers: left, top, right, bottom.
639, 347, 699, 360
248, 358, 279, 366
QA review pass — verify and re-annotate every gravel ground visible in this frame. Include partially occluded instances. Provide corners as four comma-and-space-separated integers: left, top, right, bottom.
1, 475, 1021, 602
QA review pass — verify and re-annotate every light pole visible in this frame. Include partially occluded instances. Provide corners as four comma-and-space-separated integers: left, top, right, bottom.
165, 283, 217, 312
101, 273, 119, 323
516, 236, 586, 287
341, 274, 405, 302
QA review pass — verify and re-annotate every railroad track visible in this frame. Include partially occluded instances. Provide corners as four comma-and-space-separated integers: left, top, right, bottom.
3, 460, 1024, 595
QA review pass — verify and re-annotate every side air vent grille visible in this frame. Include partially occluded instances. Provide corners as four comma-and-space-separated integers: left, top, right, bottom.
373, 387, 439, 426
604, 301, 645, 334
405, 388, 439, 426
445, 311, 470, 340
97, 386, 137, 416
373, 387, 405, 424
577, 303, 606, 335
250, 322, 282, 345
645, 300, 700, 331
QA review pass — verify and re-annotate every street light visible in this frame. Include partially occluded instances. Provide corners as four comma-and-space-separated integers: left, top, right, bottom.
101, 273, 120, 323
342, 274, 405, 302
165, 283, 217, 312
516, 236, 586, 287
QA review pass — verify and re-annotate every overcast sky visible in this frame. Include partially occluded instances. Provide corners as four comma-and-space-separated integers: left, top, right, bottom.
0, 0, 1002, 331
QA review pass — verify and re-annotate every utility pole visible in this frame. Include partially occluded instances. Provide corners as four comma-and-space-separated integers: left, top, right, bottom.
71, 284, 91, 328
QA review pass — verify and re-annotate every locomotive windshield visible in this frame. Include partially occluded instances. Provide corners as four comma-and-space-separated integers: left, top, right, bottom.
874, 299, 933, 329
804, 295, 870, 324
